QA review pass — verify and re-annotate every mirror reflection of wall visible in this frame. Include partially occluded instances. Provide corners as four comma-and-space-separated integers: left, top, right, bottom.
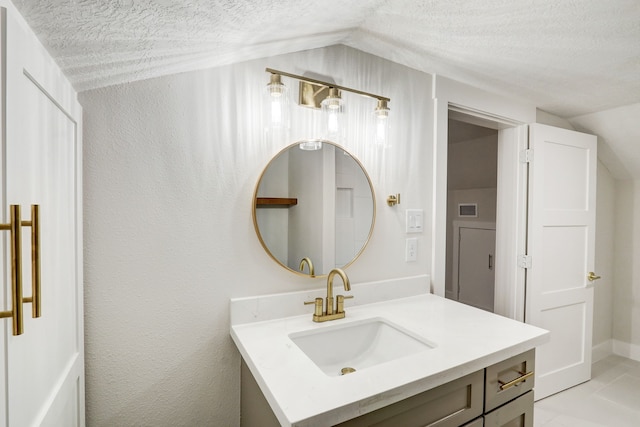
254, 141, 375, 277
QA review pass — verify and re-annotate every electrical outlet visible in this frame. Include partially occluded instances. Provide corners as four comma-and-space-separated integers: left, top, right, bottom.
406, 238, 417, 262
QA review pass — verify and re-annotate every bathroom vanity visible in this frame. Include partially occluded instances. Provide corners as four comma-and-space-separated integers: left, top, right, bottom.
230, 277, 549, 427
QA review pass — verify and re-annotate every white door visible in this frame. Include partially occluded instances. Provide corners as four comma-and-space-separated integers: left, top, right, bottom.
526, 123, 597, 400
1, 5, 84, 426
458, 227, 496, 312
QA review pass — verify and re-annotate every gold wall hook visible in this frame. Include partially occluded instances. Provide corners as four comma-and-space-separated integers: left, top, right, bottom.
387, 194, 401, 207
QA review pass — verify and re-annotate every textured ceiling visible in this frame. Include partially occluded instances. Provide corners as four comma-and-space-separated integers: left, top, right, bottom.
12, 0, 640, 119
10, 0, 640, 178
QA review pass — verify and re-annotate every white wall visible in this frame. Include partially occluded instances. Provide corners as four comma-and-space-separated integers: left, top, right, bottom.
79, 45, 433, 425
593, 162, 615, 357
447, 134, 498, 190
613, 180, 640, 360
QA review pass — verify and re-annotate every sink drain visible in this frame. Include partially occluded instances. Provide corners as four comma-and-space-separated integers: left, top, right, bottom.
341, 367, 356, 375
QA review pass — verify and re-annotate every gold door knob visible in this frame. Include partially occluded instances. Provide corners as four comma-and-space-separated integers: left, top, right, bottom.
587, 272, 601, 282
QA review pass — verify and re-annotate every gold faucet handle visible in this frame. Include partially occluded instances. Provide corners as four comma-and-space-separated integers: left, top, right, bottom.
336, 295, 354, 314
304, 298, 323, 317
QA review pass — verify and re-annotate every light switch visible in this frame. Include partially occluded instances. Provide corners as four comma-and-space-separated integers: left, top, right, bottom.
406, 209, 424, 233
406, 238, 417, 262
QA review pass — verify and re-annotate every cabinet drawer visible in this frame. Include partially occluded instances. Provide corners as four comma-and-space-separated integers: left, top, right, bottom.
485, 350, 535, 412
462, 416, 484, 427
337, 370, 484, 427
484, 390, 533, 427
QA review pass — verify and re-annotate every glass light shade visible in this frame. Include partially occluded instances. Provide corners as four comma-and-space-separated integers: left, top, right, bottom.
263, 74, 290, 130
373, 99, 390, 147
321, 87, 344, 142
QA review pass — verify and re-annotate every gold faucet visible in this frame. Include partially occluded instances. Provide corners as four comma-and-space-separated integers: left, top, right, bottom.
299, 257, 315, 277
304, 268, 353, 322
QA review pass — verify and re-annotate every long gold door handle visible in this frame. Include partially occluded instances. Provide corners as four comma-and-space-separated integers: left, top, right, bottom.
587, 272, 601, 282
21, 205, 41, 318
0, 205, 25, 335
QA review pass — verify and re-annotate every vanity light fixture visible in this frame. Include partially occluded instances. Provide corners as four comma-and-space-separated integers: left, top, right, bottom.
264, 68, 390, 147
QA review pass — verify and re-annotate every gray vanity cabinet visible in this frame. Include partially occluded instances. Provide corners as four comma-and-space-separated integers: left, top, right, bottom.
241, 350, 536, 426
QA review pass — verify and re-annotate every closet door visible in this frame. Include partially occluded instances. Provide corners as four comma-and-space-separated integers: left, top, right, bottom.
1, 5, 84, 426
457, 227, 496, 312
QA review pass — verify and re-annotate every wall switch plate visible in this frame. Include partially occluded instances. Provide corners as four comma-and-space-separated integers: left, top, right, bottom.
406, 209, 424, 233
406, 238, 418, 262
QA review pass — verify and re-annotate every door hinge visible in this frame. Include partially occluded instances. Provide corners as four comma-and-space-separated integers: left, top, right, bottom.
520, 149, 534, 163
518, 255, 532, 269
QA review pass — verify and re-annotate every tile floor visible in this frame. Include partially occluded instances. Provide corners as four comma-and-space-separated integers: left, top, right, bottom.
534, 355, 640, 426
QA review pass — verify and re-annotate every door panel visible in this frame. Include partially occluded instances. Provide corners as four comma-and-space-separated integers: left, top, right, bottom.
458, 227, 496, 312
3, 6, 83, 426
526, 123, 596, 400
540, 226, 588, 294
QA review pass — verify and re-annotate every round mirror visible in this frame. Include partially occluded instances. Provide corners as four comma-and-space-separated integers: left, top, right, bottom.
253, 141, 376, 277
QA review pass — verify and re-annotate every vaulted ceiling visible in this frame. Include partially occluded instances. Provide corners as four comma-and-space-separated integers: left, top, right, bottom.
11, 0, 640, 177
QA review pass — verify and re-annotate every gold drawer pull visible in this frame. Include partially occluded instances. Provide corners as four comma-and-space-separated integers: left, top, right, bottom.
498, 371, 534, 391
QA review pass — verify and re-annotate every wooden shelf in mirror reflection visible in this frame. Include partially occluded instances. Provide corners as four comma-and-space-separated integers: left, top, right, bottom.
256, 197, 298, 208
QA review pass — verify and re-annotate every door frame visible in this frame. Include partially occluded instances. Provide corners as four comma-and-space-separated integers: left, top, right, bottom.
432, 76, 536, 321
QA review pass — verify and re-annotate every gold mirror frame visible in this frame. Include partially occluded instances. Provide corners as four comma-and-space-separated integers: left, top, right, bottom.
252, 140, 376, 278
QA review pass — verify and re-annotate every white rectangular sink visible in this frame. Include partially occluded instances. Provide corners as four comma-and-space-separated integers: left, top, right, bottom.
289, 317, 436, 376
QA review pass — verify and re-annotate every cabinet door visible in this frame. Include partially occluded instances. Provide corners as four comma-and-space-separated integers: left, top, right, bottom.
1, 5, 83, 426
463, 417, 484, 427
484, 391, 533, 427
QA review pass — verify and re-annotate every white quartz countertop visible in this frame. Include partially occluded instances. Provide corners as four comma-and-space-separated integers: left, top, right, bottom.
230, 280, 549, 427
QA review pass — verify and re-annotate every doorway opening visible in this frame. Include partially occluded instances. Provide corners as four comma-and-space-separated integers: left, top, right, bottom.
441, 106, 529, 321
445, 118, 499, 312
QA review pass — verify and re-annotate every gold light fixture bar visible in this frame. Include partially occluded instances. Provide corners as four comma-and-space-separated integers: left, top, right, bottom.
265, 68, 390, 103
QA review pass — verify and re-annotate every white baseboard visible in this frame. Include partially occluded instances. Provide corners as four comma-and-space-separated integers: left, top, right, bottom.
612, 339, 640, 362
592, 339, 613, 363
